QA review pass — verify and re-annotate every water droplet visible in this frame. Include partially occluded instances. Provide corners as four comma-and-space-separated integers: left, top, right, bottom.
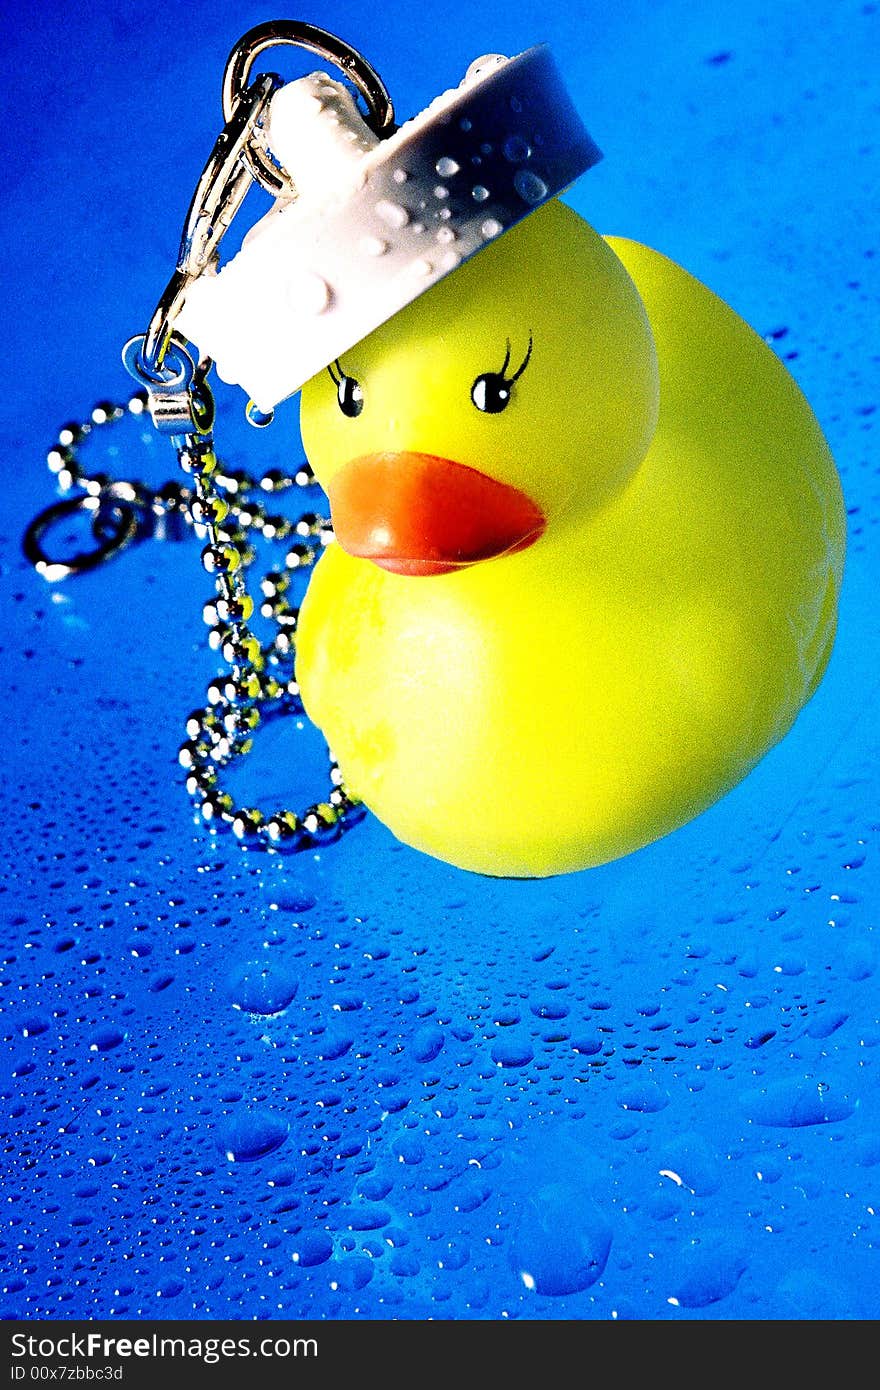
806, 1008, 848, 1038
409, 258, 433, 277
392, 168, 408, 184
503, 136, 532, 162
345, 1203, 391, 1231
514, 170, 548, 204
472, 185, 490, 202
316, 1026, 354, 1061
333, 1259, 373, 1291
287, 272, 332, 316
360, 236, 389, 257
436, 226, 457, 245
530, 999, 569, 1020
227, 959, 298, 1016
413, 1025, 444, 1062
20, 1014, 49, 1038
359, 1174, 393, 1201
741, 1078, 855, 1127
435, 157, 460, 178
513, 1196, 611, 1296
376, 200, 410, 230
217, 1110, 289, 1163
466, 55, 506, 82
291, 1230, 333, 1266
491, 1038, 533, 1068
393, 1135, 424, 1165
659, 1134, 721, 1194
433, 185, 449, 200
619, 1079, 668, 1112
480, 219, 503, 240
89, 1026, 124, 1053
670, 1232, 748, 1309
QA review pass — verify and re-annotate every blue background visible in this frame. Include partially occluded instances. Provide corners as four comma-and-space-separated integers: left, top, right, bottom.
1, 0, 878, 1319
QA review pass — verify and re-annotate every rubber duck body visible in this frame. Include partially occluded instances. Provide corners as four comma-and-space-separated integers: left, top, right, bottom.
296, 199, 845, 877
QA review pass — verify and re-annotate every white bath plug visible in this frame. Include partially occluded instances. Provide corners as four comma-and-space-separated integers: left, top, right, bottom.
176, 48, 602, 411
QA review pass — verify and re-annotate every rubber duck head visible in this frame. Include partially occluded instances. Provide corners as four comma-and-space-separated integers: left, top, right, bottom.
300, 198, 659, 576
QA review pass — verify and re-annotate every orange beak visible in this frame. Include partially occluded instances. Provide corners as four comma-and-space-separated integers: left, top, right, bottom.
326, 452, 546, 577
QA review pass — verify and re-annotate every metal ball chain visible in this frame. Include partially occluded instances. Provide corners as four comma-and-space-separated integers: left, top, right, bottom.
28, 392, 364, 852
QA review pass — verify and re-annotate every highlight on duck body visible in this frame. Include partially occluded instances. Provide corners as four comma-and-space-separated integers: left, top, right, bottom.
177, 46, 846, 879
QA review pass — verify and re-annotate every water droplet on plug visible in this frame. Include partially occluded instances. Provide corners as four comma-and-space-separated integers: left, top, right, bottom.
245, 401, 274, 428
503, 136, 532, 162
376, 200, 410, 230
288, 273, 332, 316
466, 55, 507, 82
514, 170, 548, 204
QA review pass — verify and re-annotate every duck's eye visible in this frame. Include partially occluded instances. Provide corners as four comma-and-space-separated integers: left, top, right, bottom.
471, 336, 532, 414
336, 374, 364, 418
471, 373, 512, 414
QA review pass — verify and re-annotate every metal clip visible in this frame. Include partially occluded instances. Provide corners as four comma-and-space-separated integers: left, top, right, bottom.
122, 20, 395, 426
123, 72, 278, 395
123, 20, 394, 391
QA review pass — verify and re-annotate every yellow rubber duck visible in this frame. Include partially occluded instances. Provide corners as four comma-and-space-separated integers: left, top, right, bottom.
295, 199, 845, 877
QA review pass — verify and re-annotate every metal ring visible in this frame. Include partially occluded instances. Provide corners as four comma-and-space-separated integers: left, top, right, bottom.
22, 493, 140, 582
122, 333, 196, 391
222, 20, 395, 196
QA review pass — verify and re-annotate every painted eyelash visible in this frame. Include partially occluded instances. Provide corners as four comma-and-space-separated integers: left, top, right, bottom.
498, 335, 533, 383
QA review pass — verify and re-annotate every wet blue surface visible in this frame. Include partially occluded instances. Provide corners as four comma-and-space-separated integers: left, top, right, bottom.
2, 0, 878, 1319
